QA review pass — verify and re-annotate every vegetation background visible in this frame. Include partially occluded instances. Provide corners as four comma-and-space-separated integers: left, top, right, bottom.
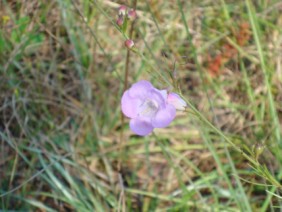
1, 0, 282, 211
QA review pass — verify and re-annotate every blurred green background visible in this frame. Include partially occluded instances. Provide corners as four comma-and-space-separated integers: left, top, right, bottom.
1, 0, 282, 211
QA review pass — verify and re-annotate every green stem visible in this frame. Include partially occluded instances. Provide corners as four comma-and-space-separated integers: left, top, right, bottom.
180, 94, 282, 188
181, 94, 257, 167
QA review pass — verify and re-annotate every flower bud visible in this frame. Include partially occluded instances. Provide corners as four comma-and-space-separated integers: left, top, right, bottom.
128, 9, 137, 21
118, 5, 127, 16
116, 16, 124, 26
167, 93, 187, 111
125, 39, 134, 49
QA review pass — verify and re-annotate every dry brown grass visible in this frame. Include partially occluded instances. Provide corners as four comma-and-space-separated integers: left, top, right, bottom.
1, 0, 282, 211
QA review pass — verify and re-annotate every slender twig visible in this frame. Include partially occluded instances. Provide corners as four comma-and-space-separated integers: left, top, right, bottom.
119, 0, 138, 171
180, 94, 282, 188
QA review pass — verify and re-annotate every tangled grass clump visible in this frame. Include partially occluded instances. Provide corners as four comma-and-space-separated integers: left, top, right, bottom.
1, 0, 282, 211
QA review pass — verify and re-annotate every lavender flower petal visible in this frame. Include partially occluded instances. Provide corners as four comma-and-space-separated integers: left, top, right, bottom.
159, 89, 168, 100
147, 89, 166, 107
121, 91, 141, 118
128, 80, 153, 98
152, 104, 176, 128
130, 118, 154, 136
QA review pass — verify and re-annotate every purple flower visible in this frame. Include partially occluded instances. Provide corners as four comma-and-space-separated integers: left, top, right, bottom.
121, 80, 181, 136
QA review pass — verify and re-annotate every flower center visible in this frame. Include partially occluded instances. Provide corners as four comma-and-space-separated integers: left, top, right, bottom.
139, 99, 159, 117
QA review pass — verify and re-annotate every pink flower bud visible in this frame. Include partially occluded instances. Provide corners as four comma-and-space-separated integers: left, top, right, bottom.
118, 5, 127, 16
116, 17, 124, 26
128, 9, 137, 20
125, 39, 134, 49
167, 93, 187, 111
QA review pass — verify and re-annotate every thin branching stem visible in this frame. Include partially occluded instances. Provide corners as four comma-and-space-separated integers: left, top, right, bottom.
119, 0, 138, 171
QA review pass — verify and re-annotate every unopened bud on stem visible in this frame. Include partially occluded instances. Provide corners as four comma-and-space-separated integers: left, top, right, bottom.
128, 9, 137, 21
118, 5, 127, 16
116, 16, 124, 26
125, 39, 135, 49
167, 93, 187, 111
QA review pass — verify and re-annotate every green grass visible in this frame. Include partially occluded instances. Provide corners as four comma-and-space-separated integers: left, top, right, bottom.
1, 0, 282, 211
